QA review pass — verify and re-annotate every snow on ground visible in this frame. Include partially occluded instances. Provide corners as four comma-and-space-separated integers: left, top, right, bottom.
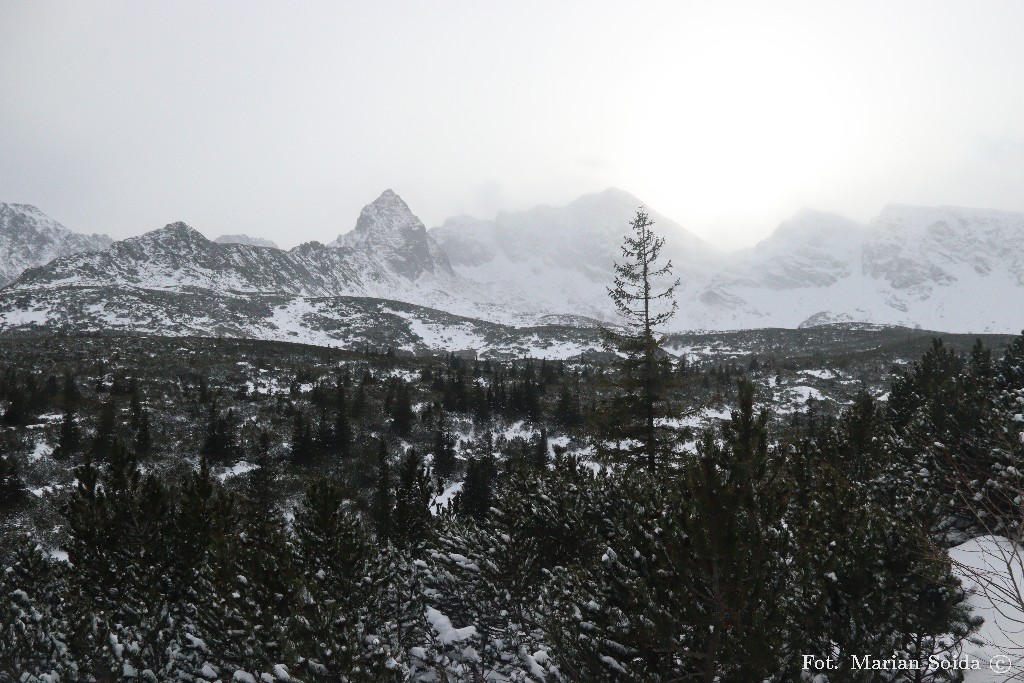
385, 368, 422, 382
217, 461, 257, 480
950, 535, 1024, 681
0, 303, 53, 326
432, 482, 463, 514
801, 368, 838, 380
499, 420, 535, 442
670, 407, 733, 432
402, 315, 487, 352
789, 385, 824, 402
666, 343, 744, 361
548, 434, 571, 455
30, 441, 54, 460
771, 385, 825, 413
516, 335, 596, 360
265, 298, 335, 347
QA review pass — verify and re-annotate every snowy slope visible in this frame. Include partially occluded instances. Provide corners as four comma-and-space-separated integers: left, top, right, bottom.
0, 202, 112, 286
0, 287, 610, 359
686, 205, 1024, 333
5, 193, 506, 321
431, 188, 726, 323
5, 193, 1024, 344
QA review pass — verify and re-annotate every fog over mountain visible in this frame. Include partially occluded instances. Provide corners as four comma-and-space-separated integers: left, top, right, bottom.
214, 234, 279, 249
2, 189, 1022, 353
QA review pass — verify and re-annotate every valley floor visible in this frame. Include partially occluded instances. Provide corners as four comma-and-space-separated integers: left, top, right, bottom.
2, 329, 1024, 681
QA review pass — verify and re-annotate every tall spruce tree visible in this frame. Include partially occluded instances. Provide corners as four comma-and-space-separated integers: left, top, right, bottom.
603, 207, 681, 470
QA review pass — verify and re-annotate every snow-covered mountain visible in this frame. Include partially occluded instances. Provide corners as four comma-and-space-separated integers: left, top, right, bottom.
2, 191, 543, 333
688, 204, 1024, 333
431, 188, 725, 322
330, 189, 454, 280
3, 191, 1023, 352
9, 191, 463, 308
215, 234, 279, 249
0, 287, 608, 359
0, 202, 112, 286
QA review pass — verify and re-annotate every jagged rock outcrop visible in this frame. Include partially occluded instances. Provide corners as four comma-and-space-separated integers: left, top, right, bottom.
0, 202, 112, 286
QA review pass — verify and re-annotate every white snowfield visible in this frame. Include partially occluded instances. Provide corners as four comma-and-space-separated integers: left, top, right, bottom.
432, 195, 1024, 333
950, 535, 1024, 682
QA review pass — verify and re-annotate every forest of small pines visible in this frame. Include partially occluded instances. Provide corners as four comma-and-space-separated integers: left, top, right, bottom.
1, 329, 1024, 682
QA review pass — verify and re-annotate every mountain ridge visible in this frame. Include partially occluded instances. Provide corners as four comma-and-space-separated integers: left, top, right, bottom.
0, 202, 113, 287
3, 192, 1024, 344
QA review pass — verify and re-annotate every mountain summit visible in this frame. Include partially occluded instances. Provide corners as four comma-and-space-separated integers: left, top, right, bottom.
4, 192, 1024, 339
330, 190, 453, 279
0, 202, 112, 286
429, 187, 723, 321
6, 192, 473, 325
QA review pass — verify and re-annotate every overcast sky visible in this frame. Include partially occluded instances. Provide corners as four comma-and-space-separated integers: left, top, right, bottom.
2, 1, 1023, 250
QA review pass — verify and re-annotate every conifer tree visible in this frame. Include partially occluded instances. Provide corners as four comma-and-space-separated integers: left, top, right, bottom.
0, 537, 73, 680
391, 379, 415, 436
290, 410, 315, 465
372, 440, 394, 540
0, 452, 23, 511
532, 428, 549, 470
433, 428, 457, 482
57, 407, 82, 460
394, 447, 434, 546
603, 207, 681, 470
61, 441, 186, 678
130, 392, 143, 430
91, 399, 118, 461
191, 445, 294, 678
202, 402, 243, 465
458, 434, 496, 523
62, 371, 80, 409
674, 378, 793, 681
330, 388, 353, 461
288, 479, 390, 680
1, 380, 30, 426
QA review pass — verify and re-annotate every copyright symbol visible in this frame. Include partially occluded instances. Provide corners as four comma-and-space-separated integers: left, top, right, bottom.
991, 655, 1012, 674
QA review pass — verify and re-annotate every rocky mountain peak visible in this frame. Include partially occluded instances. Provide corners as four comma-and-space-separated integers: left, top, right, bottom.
158, 221, 202, 237
0, 202, 112, 286
134, 222, 209, 247
330, 190, 453, 279
351, 189, 423, 237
